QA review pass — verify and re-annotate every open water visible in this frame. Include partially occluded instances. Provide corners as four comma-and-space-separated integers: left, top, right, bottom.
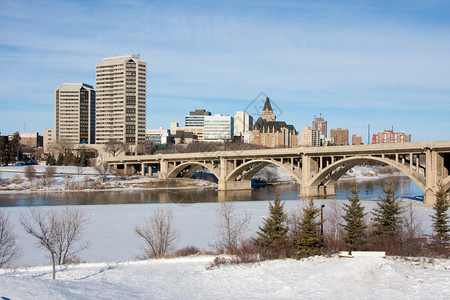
0, 176, 423, 207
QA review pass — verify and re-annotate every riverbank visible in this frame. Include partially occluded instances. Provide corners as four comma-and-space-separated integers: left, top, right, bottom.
0, 165, 217, 194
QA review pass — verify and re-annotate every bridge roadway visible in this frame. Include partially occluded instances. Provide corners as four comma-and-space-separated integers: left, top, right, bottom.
104, 140, 450, 205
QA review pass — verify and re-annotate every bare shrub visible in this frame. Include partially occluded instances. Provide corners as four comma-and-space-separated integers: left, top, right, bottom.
11, 174, 21, 184
212, 201, 251, 254
0, 209, 21, 267
64, 175, 73, 188
24, 165, 36, 182
174, 245, 201, 257
231, 238, 260, 264
206, 239, 260, 270
324, 200, 346, 253
134, 209, 179, 258
95, 163, 115, 182
20, 207, 89, 279
41, 166, 57, 186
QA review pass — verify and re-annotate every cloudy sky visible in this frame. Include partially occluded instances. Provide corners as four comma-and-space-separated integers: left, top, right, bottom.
1, 0, 449, 142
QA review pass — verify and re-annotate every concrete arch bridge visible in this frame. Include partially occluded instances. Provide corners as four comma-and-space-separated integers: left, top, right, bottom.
105, 141, 450, 205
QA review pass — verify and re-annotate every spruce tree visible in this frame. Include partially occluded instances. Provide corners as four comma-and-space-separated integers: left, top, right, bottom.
8, 132, 21, 164
253, 192, 289, 259
0, 138, 8, 166
291, 199, 324, 258
56, 152, 64, 165
431, 184, 449, 245
63, 150, 74, 166
371, 181, 403, 252
341, 182, 367, 251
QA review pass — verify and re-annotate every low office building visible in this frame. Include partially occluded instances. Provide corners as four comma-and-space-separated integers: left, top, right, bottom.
145, 128, 171, 145
372, 130, 411, 144
185, 109, 211, 127
330, 128, 349, 146
170, 122, 204, 141
204, 114, 233, 141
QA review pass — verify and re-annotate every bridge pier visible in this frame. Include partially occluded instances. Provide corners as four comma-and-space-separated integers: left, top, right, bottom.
300, 184, 335, 198
218, 180, 252, 191
424, 188, 437, 205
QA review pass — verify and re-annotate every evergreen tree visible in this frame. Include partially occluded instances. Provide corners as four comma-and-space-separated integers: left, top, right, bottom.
253, 192, 289, 259
341, 182, 367, 251
63, 150, 74, 166
47, 154, 56, 166
372, 181, 402, 237
371, 181, 403, 252
291, 199, 324, 258
79, 150, 87, 167
431, 184, 449, 245
0, 137, 8, 166
8, 132, 21, 163
56, 152, 64, 166
179, 132, 186, 144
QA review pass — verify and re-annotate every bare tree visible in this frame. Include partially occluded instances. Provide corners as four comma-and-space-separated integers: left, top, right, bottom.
403, 201, 423, 239
136, 141, 156, 155
104, 139, 128, 157
0, 209, 21, 268
134, 209, 179, 258
41, 166, 57, 186
95, 162, 116, 182
324, 200, 346, 253
47, 138, 74, 156
20, 207, 89, 279
24, 165, 36, 182
212, 201, 251, 254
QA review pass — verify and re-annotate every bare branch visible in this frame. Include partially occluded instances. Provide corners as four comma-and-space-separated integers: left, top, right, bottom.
0, 209, 21, 268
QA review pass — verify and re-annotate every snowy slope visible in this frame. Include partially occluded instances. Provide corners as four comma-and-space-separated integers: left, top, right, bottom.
0, 256, 448, 299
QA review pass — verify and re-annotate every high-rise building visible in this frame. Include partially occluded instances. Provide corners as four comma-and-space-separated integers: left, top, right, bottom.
95, 55, 146, 144
204, 114, 233, 140
43, 128, 55, 152
312, 115, 327, 138
55, 83, 95, 144
330, 128, 349, 146
185, 109, 211, 127
372, 130, 411, 144
234, 111, 253, 137
300, 126, 320, 146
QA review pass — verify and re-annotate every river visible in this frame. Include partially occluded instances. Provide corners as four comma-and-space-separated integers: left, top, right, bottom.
0, 176, 423, 207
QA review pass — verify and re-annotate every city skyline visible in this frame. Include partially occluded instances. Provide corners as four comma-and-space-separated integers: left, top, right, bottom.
1, 0, 450, 143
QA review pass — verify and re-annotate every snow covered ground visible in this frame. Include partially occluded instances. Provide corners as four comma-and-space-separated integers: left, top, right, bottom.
1, 254, 448, 299
0, 165, 215, 192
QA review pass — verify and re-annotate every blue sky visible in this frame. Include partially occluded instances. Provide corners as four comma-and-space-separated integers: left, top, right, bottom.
1, 0, 449, 143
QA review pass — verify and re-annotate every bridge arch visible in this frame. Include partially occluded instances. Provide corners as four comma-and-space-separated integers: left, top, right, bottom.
226, 159, 302, 183
167, 162, 220, 180
309, 156, 427, 192
440, 176, 450, 192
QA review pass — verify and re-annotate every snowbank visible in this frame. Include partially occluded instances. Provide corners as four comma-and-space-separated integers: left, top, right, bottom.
0, 255, 448, 299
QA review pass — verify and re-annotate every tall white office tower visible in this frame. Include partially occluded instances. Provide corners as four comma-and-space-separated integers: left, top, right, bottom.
95, 55, 146, 144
